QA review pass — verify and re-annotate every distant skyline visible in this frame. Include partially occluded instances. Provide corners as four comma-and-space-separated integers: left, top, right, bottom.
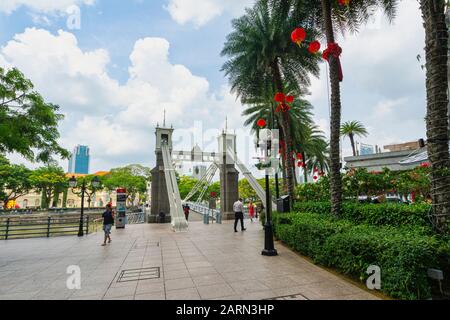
68, 145, 90, 174
1, 0, 427, 176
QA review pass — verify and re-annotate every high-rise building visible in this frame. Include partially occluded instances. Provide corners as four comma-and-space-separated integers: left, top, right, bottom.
68, 145, 90, 174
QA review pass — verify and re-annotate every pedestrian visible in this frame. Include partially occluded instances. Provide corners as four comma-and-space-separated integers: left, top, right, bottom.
184, 204, 190, 221
101, 204, 114, 246
248, 201, 255, 222
233, 198, 246, 232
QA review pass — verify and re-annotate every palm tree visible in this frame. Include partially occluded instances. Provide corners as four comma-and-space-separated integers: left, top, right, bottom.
420, 0, 450, 233
340, 120, 368, 156
284, 0, 399, 216
222, 0, 321, 206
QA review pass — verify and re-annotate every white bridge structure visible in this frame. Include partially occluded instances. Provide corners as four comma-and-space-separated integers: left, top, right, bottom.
149, 125, 276, 232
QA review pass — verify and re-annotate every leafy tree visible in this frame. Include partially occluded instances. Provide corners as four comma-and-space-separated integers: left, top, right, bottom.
0, 155, 33, 208
70, 175, 104, 208
287, 0, 399, 216
29, 165, 66, 209
340, 120, 368, 156
222, 0, 321, 207
178, 175, 201, 200
103, 167, 148, 206
419, 0, 450, 233
0, 67, 69, 162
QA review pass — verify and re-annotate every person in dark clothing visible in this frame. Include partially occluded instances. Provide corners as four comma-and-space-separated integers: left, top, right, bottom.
184, 204, 190, 221
102, 205, 114, 246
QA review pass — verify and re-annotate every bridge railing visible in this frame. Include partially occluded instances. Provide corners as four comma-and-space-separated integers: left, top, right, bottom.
186, 202, 222, 223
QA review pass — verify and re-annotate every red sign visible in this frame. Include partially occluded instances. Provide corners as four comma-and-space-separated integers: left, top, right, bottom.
116, 188, 127, 194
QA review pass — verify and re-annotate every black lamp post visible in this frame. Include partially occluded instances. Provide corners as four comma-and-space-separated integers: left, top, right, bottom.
258, 129, 278, 257
69, 175, 100, 237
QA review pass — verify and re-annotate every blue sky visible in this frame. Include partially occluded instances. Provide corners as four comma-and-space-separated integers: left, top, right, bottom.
0, 0, 427, 177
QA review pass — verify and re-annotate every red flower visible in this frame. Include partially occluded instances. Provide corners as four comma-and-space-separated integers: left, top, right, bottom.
274, 92, 285, 103
420, 162, 430, 168
308, 41, 321, 54
285, 95, 294, 103
291, 28, 306, 45
257, 119, 266, 128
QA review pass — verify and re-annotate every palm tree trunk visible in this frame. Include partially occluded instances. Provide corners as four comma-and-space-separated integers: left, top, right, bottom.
349, 133, 356, 156
420, 0, 450, 234
302, 151, 308, 183
271, 60, 295, 209
322, 0, 343, 216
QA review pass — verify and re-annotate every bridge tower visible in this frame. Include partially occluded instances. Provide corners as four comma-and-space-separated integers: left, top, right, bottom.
218, 132, 239, 220
149, 124, 173, 223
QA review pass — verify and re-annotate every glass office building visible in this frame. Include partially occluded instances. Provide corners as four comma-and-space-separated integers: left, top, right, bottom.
68, 145, 90, 174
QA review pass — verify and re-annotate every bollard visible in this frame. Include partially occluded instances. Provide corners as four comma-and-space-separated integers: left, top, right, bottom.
216, 211, 222, 224
203, 212, 209, 224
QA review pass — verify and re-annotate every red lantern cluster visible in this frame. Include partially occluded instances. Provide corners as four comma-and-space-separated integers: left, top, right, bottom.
257, 119, 266, 128
420, 162, 430, 168
274, 93, 294, 113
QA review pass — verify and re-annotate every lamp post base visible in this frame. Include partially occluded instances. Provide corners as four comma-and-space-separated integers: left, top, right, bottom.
261, 248, 278, 256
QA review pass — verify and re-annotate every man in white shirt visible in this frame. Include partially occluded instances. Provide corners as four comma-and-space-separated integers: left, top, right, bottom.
233, 198, 246, 232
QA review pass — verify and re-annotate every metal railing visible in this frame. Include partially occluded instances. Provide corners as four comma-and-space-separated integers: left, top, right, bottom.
0, 215, 98, 240
126, 212, 145, 224
186, 202, 221, 223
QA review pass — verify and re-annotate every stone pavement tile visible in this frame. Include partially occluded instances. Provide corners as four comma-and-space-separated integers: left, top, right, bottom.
296, 282, 357, 300
163, 257, 184, 265
228, 280, 271, 295
103, 284, 137, 299
337, 292, 380, 300
260, 276, 307, 290
186, 261, 213, 269
166, 287, 200, 300
220, 271, 264, 283
31, 289, 74, 300
69, 294, 103, 300
187, 267, 218, 277
164, 268, 191, 280
286, 273, 329, 286
163, 263, 187, 272
135, 291, 165, 300
183, 256, 210, 263
240, 290, 277, 300
192, 274, 226, 287
135, 279, 165, 295
70, 285, 109, 298
165, 277, 195, 291
0, 290, 41, 300
215, 263, 246, 273
103, 295, 134, 300
271, 286, 311, 298
196, 283, 235, 300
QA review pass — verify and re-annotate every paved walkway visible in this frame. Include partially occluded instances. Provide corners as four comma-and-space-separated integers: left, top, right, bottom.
0, 217, 380, 300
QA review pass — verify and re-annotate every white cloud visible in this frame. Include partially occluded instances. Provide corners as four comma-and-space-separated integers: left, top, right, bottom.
0, 28, 247, 172
165, 0, 255, 27
0, 0, 95, 14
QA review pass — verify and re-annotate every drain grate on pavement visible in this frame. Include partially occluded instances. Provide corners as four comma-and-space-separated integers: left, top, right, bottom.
265, 293, 309, 300
117, 267, 160, 282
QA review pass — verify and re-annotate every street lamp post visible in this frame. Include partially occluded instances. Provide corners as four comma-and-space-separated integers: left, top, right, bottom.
69, 175, 100, 237
257, 129, 278, 257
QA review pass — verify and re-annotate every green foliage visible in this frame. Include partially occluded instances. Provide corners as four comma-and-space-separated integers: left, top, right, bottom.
70, 175, 104, 208
273, 211, 449, 300
295, 176, 330, 202
0, 67, 69, 162
293, 201, 431, 228
29, 165, 66, 209
103, 166, 148, 205
178, 175, 200, 200
0, 155, 33, 208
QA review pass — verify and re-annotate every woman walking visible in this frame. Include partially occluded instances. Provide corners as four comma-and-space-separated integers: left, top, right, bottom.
248, 201, 255, 222
101, 204, 114, 246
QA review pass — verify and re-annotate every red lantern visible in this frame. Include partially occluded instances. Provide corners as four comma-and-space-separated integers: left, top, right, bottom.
297, 162, 302, 168
308, 41, 321, 54
338, 0, 351, 5
291, 28, 306, 45
420, 162, 430, 168
285, 95, 294, 103
274, 92, 285, 103
313, 175, 318, 180
257, 119, 266, 128
314, 167, 318, 172
296, 152, 303, 160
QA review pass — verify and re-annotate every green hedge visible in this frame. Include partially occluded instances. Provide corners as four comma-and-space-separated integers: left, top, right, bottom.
273, 211, 449, 300
293, 201, 431, 228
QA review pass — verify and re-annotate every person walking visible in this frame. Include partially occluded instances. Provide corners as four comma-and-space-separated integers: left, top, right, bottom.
101, 204, 114, 246
248, 201, 255, 222
233, 198, 246, 232
184, 204, 190, 221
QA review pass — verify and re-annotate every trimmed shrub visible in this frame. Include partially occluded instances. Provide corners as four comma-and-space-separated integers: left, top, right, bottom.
293, 201, 431, 228
273, 211, 449, 300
